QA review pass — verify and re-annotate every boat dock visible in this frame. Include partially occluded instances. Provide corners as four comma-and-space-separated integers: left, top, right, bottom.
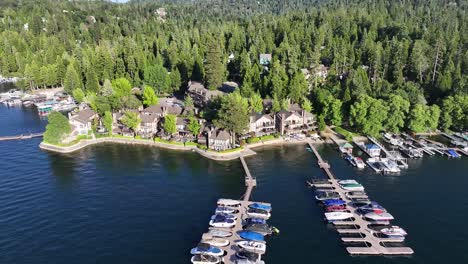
191, 156, 271, 264
367, 136, 393, 158
0, 132, 43, 141
307, 143, 414, 255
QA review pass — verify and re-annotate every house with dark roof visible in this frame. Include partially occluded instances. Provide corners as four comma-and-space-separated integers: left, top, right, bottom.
248, 113, 276, 136
68, 108, 97, 136
276, 105, 316, 135
208, 128, 233, 151
186, 81, 233, 107
139, 113, 158, 138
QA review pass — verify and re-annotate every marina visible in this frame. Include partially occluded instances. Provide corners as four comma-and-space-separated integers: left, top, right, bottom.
307, 142, 414, 255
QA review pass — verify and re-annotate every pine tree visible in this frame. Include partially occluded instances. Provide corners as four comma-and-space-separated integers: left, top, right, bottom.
205, 39, 224, 90
64, 64, 82, 93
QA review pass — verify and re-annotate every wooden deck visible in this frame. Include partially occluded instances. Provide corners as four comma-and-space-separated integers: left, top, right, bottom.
307, 143, 414, 256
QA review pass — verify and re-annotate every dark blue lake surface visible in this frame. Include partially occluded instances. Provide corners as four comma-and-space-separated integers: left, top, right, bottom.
0, 105, 467, 263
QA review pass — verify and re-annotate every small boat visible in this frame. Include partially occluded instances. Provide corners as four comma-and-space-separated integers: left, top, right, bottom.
324, 212, 353, 222
345, 191, 367, 199
244, 218, 267, 225
217, 199, 241, 207
339, 180, 365, 192
380, 226, 408, 237
191, 254, 221, 264
344, 153, 356, 167
235, 249, 261, 261
215, 207, 236, 214
322, 199, 346, 207
445, 149, 461, 158
239, 231, 265, 242
358, 202, 387, 214
310, 179, 330, 185
236, 240, 266, 254
354, 157, 366, 169
210, 213, 237, 220
207, 229, 232, 238
246, 208, 271, 219
325, 205, 347, 212
364, 212, 394, 222
190, 243, 224, 257
315, 191, 340, 201
248, 203, 272, 212
244, 223, 273, 235
201, 234, 230, 247
209, 216, 236, 228
381, 158, 401, 173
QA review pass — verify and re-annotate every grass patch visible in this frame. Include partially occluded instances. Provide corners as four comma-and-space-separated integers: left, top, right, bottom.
246, 134, 278, 144
334, 127, 356, 142
154, 137, 185, 145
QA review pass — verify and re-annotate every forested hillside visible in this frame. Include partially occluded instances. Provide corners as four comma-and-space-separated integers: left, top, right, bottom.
0, 0, 466, 132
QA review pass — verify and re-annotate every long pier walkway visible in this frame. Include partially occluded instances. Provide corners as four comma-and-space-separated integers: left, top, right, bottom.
240, 155, 257, 202
0, 132, 43, 141
307, 142, 414, 255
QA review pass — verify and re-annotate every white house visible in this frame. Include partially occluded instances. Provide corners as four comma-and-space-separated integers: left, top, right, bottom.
68, 108, 97, 136
208, 129, 233, 151
248, 114, 276, 136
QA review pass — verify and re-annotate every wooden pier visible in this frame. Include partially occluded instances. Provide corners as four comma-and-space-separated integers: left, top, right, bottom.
192, 155, 270, 264
0, 132, 43, 141
307, 143, 414, 256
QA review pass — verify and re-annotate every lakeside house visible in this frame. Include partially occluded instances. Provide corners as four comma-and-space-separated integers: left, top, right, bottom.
139, 113, 158, 138
208, 128, 234, 151
68, 108, 97, 136
248, 113, 276, 137
276, 104, 316, 135
186, 81, 235, 107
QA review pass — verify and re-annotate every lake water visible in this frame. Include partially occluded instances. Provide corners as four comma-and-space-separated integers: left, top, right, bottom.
0, 105, 467, 263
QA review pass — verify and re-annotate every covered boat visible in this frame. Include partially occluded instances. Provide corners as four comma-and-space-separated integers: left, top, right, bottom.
211, 213, 237, 220
380, 226, 408, 237
322, 199, 346, 207
248, 203, 272, 212
209, 215, 236, 228
324, 212, 353, 221
215, 207, 236, 214
236, 240, 266, 254
190, 243, 224, 257
358, 202, 387, 214
315, 191, 340, 201
244, 218, 267, 225
207, 229, 232, 238
339, 181, 365, 192
325, 205, 347, 212
217, 199, 241, 207
244, 223, 272, 235
446, 149, 461, 158
191, 254, 221, 264
236, 249, 261, 262
246, 208, 271, 219
239, 231, 265, 242
201, 233, 230, 247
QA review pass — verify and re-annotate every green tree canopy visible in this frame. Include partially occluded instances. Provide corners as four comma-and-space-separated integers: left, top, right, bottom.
72, 88, 85, 103
121, 111, 141, 134
188, 117, 201, 136
386, 94, 410, 133
349, 95, 389, 136
103, 111, 113, 136
43, 111, 71, 144
163, 114, 177, 135
142, 85, 158, 107
205, 39, 225, 90
64, 64, 81, 93
249, 92, 263, 113
214, 92, 249, 135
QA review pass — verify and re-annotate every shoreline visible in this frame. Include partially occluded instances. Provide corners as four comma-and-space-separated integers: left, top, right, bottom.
39, 137, 324, 161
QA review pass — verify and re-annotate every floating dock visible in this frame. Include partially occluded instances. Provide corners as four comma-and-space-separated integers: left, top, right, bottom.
191, 156, 271, 264
307, 143, 414, 256
0, 132, 43, 141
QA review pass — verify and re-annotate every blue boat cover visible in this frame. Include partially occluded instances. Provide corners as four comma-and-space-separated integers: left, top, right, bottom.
366, 144, 380, 149
322, 199, 346, 206
248, 203, 272, 211
239, 231, 265, 241
245, 218, 267, 225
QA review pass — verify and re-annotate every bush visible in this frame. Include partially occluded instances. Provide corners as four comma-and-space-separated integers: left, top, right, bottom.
335, 127, 355, 142
43, 111, 71, 144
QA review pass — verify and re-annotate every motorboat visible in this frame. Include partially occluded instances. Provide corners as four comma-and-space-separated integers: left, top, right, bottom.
400, 146, 424, 158
310, 179, 330, 185
322, 199, 346, 207
209, 216, 236, 228
325, 205, 347, 212
358, 202, 386, 214
355, 142, 381, 157
366, 157, 385, 173
354, 157, 366, 169
345, 191, 368, 199
339, 180, 365, 192
236, 249, 261, 262
190, 243, 224, 257
381, 158, 401, 173
324, 212, 353, 222
236, 240, 266, 254
350, 197, 371, 207
244, 223, 273, 235
243, 218, 267, 226
201, 234, 230, 247
191, 254, 221, 264
383, 133, 404, 146
344, 153, 356, 167
364, 212, 394, 222
239, 231, 265, 242
215, 207, 237, 214
207, 229, 232, 238
315, 191, 340, 201
217, 199, 241, 207
445, 149, 461, 158
211, 213, 237, 220
380, 226, 408, 237
248, 203, 272, 212
246, 208, 271, 219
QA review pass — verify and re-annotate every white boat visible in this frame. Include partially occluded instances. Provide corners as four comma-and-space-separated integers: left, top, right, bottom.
217, 199, 241, 207
190, 243, 224, 257
209, 216, 236, 228
236, 240, 266, 254
380, 226, 407, 237
354, 157, 366, 169
364, 212, 394, 221
383, 133, 404, 146
210, 213, 237, 220
191, 254, 221, 264
324, 212, 353, 221
246, 208, 271, 219
207, 229, 232, 238
338, 180, 365, 192
201, 234, 230, 247
382, 158, 401, 173
215, 207, 236, 214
